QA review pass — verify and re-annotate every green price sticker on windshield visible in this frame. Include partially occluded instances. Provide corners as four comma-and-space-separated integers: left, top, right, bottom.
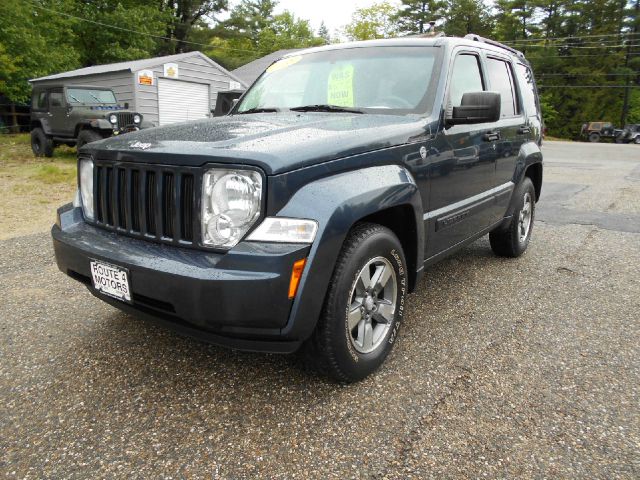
327, 64, 354, 107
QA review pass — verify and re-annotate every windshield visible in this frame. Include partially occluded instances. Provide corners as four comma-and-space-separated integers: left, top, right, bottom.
66, 88, 117, 105
236, 46, 440, 115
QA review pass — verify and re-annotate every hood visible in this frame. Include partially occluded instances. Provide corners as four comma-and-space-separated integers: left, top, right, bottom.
90, 112, 431, 175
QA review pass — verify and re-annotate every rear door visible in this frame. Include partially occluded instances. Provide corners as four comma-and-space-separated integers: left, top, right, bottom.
482, 54, 524, 216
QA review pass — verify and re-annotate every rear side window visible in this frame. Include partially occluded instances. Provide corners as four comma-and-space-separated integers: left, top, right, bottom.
485, 57, 518, 117
449, 54, 484, 107
32, 92, 47, 110
515, 63, 539, 117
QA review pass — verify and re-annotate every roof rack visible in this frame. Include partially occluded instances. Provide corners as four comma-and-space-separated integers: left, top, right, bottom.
464, 34, 524, 58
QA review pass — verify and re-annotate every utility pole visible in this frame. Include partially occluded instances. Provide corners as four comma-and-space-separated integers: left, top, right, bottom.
621, 0, 639, 126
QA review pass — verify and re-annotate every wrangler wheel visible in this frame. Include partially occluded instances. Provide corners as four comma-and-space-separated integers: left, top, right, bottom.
31, 128, 54, 157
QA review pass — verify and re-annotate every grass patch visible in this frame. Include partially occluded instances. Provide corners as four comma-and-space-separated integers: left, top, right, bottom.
0, 133, 31, 146
32, 164, 76, 184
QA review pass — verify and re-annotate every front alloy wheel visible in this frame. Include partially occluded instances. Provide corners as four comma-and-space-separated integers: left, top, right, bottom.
348, 257, 397, 354
305, 223, 407, 383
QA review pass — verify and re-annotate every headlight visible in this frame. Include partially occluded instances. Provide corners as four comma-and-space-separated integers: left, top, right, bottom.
79, 158, 94, 220
133, 114, 141, 124
201, 169, 262, 249
109, 114, 117, 124
247, 218, 318, 243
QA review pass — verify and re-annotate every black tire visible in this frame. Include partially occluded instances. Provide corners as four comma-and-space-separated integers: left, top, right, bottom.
490, 177, 536, 258
634, 136, 640, 144
31, 128, 54, 157
77, 129, 104, 150
304, 223, 408, 383
588, 132, 600, 143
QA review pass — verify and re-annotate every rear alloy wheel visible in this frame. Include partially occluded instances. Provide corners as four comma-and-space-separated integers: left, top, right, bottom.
588, 132, 600, 143
490, 177, 536, 258
305, 223, 407, 383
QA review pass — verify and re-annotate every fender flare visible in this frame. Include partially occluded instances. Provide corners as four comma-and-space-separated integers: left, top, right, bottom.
513, 141, 543, 184
502, 140, 543, 218
76, 119, 112, 136
276, 164, 424, 340
31, 119, 52, 135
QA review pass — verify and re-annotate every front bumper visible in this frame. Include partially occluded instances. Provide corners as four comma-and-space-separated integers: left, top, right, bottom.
52, 204, 310, 353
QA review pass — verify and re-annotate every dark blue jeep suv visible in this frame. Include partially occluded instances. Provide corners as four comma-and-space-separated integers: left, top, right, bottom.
52, 34, 543, 382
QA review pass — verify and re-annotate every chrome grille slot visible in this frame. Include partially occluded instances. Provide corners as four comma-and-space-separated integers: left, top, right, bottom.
181, 175, 194, 241
130, 170, 140, 232
146, 171, 156, 235
162, 172, 174, 238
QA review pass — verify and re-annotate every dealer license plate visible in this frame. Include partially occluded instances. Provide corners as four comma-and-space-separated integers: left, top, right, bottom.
90, 260, 132, 303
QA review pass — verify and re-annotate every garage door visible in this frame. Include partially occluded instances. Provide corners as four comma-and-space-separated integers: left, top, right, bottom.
158, 78, 210, 126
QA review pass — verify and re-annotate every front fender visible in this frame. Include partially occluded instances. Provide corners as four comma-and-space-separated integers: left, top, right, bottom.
87, 119, 113, 130
276, 164, 423, 340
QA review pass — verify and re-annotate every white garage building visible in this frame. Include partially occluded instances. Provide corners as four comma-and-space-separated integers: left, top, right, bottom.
30, 51, 246, 126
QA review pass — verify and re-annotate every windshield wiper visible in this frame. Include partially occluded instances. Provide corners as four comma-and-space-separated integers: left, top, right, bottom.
237, 107, 280, 114
88, 92, 102, 103
289, 104, 363, 114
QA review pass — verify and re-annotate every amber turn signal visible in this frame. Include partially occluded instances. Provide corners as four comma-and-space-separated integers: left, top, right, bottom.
288, 258, 307, 299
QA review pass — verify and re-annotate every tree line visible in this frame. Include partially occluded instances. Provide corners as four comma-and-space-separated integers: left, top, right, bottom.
0, 0, 638, 138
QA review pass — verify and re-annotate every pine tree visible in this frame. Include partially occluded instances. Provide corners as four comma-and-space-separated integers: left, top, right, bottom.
443, 0, 493, 37
393, 0, 447, 34
318, 21, 331, 44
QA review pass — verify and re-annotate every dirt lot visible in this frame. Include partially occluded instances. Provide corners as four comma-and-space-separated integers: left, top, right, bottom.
1, 140, 639, 479
0, 135, 76, 240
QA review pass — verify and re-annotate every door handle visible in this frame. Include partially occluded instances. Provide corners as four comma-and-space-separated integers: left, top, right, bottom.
483, 130, 500, 142
518, 125, 531, 134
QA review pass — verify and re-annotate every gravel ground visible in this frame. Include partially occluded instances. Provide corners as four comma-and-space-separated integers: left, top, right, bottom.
1, 141, 639, 479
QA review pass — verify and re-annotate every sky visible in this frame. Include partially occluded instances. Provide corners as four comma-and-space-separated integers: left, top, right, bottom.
229, 0, 401, 36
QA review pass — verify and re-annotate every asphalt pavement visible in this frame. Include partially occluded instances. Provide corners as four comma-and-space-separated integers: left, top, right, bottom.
1, 141, 639, 479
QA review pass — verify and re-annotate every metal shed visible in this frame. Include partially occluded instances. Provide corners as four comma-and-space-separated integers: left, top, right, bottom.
231, 49, 299, 87
30, 52, 247, 126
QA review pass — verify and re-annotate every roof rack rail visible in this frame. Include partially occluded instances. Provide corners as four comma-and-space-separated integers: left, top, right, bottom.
464, 34, 524, 58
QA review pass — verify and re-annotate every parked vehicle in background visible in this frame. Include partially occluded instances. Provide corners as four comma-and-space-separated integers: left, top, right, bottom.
30, 85, 151, 157
52, 34, 543, 382
579, 121, 622, 143
617, 124, 640, 144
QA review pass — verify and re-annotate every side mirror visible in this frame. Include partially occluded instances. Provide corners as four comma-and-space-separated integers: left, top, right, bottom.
449, 92, 501, 125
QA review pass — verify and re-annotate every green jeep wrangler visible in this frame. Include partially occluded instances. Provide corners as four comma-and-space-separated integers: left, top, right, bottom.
30, 85, 151, 157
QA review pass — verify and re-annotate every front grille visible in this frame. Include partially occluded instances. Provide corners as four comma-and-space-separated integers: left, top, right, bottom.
116, 112, 135, 126
90, 158, 199, 246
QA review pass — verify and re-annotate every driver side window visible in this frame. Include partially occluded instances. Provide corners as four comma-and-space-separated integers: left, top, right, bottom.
49, 90, 63, 107
449, 54, 484, 107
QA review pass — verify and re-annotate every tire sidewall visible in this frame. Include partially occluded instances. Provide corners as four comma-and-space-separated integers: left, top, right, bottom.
31, 129, 44, 156
326, 228, 407, 381
77, 130, 103, 150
